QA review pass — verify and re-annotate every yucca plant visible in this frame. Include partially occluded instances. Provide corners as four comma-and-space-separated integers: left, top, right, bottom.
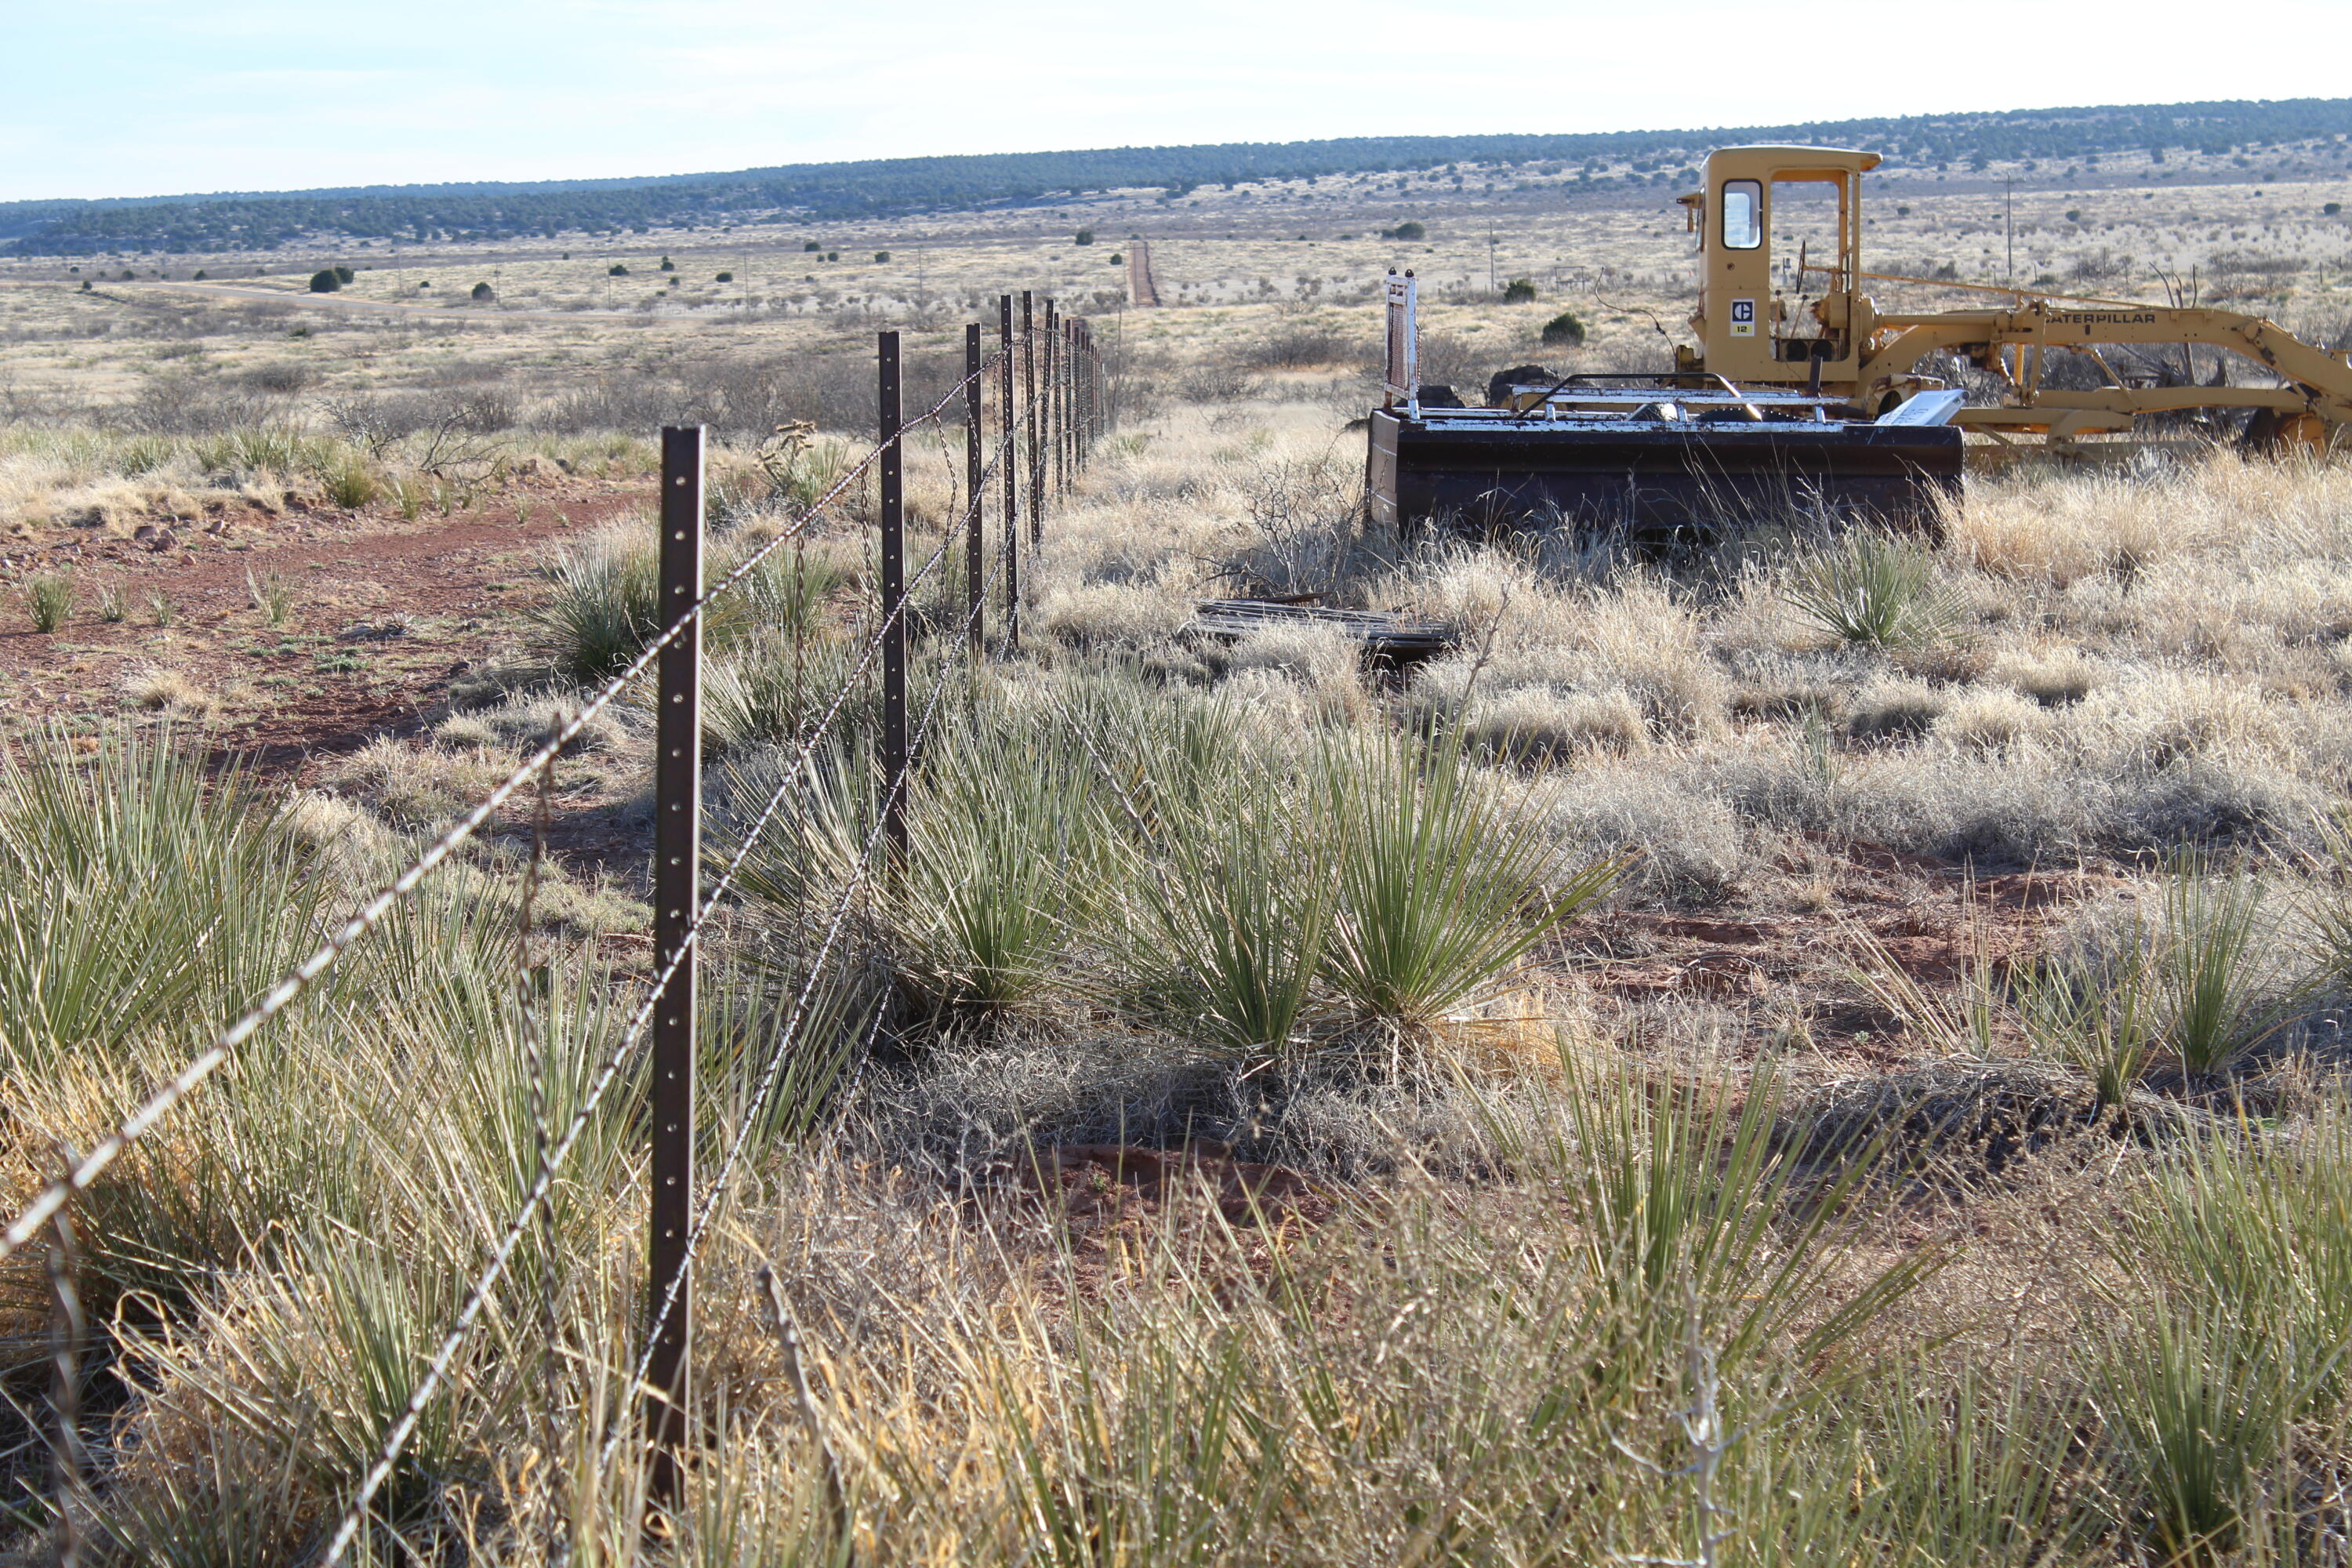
732, 713, 1112, 1019
1824, 1363, 2096, 1565
1780, 532, 1965, 648
2015, 937, 2161, 1107
2114, 1105, 2352, 1422
2299, 810, 2352, 989
2156, 864, 2298, 1076
1120, 785, 1334, 1054
1316, 736, 1617, 1029
700, 634, 866, 757
741, 536, 855, 639
528, 521, 775, 681
246, 565, 296, 627
2089, 1294, 2296, 1563
1846, 901, 2008, 1062
24, 569, 74, 631
1543, 1062, 1939, 1397
0, 726, 326, 1072
530, 530, 662, 680
699, 963, 876, 1157
180, 1230, 496, 1531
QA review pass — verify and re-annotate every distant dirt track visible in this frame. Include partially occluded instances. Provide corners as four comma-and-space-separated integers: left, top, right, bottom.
128, 280, 652, 322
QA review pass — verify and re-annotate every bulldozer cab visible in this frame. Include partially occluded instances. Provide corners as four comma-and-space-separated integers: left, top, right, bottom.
1680, 146, 1878, 387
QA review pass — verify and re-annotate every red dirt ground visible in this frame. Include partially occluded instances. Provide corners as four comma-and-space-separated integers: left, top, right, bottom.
0, 474, 652, 776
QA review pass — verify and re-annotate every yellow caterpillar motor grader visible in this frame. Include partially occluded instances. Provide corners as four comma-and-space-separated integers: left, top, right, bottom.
1366, 144, 2352, 541
1673, 144, 2352, 452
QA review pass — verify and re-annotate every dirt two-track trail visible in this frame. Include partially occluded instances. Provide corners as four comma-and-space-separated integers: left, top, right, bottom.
0, 478, 652, 777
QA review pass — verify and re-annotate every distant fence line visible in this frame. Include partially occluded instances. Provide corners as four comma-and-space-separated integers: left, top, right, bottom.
3, 289, 1105, 1558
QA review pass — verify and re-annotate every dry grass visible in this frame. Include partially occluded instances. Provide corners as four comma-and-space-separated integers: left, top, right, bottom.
118, 665, 212, 715
8, 161, 2352, 1563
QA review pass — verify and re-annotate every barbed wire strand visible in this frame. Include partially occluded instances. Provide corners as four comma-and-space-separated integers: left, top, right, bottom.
314, 441, 1005, 1568
517, 726, 561, 1563
0, 360, 997, 1271
594, 514, 1007, 1490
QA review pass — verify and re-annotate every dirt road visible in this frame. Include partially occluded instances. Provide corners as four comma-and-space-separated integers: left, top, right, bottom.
123, 279, 658, 324
1, 477, 650, 774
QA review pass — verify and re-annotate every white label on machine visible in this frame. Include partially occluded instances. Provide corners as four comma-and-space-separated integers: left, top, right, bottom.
1384, 272, 1417, 404
1729, 298, 1756, 338
1873, 388, 1966, 426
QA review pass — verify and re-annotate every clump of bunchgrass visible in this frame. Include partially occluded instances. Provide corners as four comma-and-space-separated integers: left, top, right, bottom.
245, 566, 295, 627
24, 570, 74, 631
121, 666, 212, 715
321, 451, 383, 510
1781, 532, 1965, 648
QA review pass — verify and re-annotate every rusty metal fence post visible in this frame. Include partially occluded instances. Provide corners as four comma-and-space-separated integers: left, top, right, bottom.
1044, 299, 1061, 501
964, 321, 984, 657
1022, 289, 1041, 544
877, 332, 909, 857
1000, 293, 1020, 649
646, 424, 705, 1509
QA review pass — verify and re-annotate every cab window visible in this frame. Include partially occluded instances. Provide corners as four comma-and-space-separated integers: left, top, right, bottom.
1721, 180, 1762, 249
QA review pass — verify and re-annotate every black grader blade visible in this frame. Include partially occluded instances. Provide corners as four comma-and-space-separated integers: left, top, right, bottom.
1366, 388, 1962, 548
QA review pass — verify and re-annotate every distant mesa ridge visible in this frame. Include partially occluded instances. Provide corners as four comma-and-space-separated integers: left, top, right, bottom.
5, 96, 2349, 253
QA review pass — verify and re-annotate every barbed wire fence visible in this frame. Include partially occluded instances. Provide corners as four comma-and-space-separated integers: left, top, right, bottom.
5, 289, 1105, 1560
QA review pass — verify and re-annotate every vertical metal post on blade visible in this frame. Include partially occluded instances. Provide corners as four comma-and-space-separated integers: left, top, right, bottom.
1044, 299, 1061, 500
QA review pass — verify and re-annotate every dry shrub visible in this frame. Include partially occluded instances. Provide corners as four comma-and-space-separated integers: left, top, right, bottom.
1934, 688, 2050, 751
1463, 685, 1648, 761
1040, 581, 1192, 649
1232, 325, 1356, 371
120, 666, 212, 714
1992, 644, 2099, 706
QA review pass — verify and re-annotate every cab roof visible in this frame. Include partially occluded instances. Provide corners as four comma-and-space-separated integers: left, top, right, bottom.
1704, 144, 1882, 172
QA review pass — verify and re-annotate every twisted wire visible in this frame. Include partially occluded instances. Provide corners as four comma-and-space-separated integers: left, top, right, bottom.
315, 426, 1006, 1567
593, 497, 1008, 1486
0, 359, 996, 1269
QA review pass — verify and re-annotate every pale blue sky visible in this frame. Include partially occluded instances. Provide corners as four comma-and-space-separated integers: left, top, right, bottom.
2, 0, 2344, 202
